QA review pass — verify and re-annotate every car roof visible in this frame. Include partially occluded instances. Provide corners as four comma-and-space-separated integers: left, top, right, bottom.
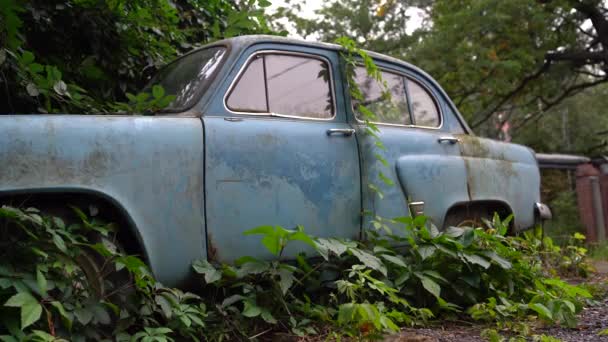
211, 35, 419, 71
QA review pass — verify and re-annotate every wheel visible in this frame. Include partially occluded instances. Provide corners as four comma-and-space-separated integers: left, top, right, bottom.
443, 206, 490, 229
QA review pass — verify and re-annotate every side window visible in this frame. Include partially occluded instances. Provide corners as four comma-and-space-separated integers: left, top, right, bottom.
407, 79, 440, 127
226, 57, 267, 112
226, 53, 334, 119
354, 67, 411, 125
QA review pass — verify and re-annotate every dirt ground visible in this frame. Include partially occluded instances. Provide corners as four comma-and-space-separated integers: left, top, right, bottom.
384, 261, 608, 342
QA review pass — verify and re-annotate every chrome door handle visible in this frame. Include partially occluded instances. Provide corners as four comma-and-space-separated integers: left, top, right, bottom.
326, 128, 355, 137
437, 136, 460, 144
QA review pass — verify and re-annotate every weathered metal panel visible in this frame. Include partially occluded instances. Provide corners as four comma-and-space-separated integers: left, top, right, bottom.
0, 115, 206, 286
203, 117, 362, 261
357, 125, 468, 230
457, 135, 539, 230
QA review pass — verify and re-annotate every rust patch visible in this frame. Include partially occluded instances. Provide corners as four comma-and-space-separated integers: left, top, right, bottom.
207, 232, 218, 262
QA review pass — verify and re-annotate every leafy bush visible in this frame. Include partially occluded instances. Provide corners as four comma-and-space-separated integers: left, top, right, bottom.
0, 206, 593, 340
0, 0, 272, 114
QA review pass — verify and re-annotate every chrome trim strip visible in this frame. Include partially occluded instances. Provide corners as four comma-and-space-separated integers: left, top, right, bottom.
351, 65, 444, 130
222, 49, 337, 122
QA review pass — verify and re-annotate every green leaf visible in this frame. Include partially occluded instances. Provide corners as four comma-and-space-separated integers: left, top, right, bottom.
155, 295, 173, 318
5, 292, 42, 329
74, 307, 94, 325
36, 269, 47, 296
350, 248, 387, 276
418, 275, 441, 298
381, 254, 408, 268
482, 251, 512, 269
461, 253, 491, 269
242, 300, 261, 317
529, 303, 553, 320
21, 51, 34, 65
315, 238, 349, 259
152, 85, 164, 99
50, 301, 72, 330
277, 268, 295, 294
288, 230, 317, 249
25, 83, 39, 97
418, 245, 437, 260
192, 260, 222, 284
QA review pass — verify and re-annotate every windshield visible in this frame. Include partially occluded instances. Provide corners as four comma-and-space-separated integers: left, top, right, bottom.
145, 46, 227, 111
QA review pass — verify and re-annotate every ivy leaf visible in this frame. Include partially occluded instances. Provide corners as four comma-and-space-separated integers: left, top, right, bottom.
51, 233, 67, 253
192, 260, 222, 284
418, 245, 437, 260
381, 254, 408, 268
277, 268, 294, 294
74, 307, 94, 325
417, 274, 441, 298
152, 85, 165, 99
5, 292, 42, 329
21, 51, 34, 65
53, 81, 68, 96
315, 238, 349, 260
350, 248, 387, 276
482, 251, 512, 269
242, 300, 261, 317
529, 303, 553, 320
460, 253, 491, 269
155, 295, 173, 318
50, 301, 72, 330
36, 269, 47, 296
26, 83, 39, 97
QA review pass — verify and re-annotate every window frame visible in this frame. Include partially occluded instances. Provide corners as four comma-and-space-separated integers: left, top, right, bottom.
352, 65, 444, 130
223, 50, 337, 121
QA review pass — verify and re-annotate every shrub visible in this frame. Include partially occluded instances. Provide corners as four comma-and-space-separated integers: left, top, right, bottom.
0, 206, 593, 340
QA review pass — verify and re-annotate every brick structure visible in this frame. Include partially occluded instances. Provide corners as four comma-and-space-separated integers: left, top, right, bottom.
576, 163, 606, 242
601, 163, 608, 237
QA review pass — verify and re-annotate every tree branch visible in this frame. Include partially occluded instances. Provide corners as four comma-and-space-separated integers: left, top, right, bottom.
470, 61, 551, 128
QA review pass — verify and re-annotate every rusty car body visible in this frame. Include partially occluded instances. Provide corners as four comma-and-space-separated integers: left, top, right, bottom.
0, 35, 550, 287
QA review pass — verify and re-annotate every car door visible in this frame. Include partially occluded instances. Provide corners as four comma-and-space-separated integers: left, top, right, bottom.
351, 62, 470, 230
203, 46, 361, 262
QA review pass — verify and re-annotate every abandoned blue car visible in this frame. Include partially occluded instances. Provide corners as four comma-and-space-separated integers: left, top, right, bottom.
0, 35, 550, 287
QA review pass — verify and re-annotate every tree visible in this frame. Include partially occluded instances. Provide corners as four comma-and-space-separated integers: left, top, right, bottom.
277, 0, 608, 140
0, 0, 271, 114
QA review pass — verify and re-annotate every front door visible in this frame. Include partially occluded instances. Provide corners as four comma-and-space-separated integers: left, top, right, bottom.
203, 47, 361, 262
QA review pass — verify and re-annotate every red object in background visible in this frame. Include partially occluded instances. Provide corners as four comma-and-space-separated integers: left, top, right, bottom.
576, 163, 606, 242
600, 164, 608, 236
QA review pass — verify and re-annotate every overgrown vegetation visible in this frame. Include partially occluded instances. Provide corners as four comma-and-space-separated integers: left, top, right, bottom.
0, 205, 595, 341
0, 0, 271, 114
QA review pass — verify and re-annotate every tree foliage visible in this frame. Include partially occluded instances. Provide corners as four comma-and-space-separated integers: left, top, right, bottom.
277, 0, 608, 143
0, 0, 271, 114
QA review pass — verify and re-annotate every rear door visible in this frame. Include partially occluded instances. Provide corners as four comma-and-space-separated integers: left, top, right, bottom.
352, 63, 469, 230
203, 46, 361, 262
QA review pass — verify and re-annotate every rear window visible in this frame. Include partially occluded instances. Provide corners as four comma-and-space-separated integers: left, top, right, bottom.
353, 67, 411, 125
353, 66, 441, 128
145, 47, 227, 111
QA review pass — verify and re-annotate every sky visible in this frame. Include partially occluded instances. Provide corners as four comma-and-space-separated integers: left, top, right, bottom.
269, 0, 427, 39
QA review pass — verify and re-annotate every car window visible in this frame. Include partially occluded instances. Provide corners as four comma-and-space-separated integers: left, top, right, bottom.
145, 47, 226, 111
407, 79, 440, 127
266, 55, 333, 118
226, 57, 267, 112
354, 67, 411, 125
226, 53, 334, 119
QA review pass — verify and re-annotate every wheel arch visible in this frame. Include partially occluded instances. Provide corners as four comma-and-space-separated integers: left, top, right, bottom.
0, 188, 149, 265
442, 200, 514, 229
